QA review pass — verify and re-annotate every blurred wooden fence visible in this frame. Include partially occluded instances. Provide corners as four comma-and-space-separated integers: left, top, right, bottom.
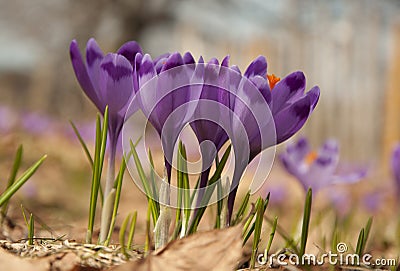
172, 0, 400, 163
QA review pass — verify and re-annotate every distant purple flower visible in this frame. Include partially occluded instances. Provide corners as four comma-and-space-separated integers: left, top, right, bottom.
265, 185, 287, 206
391, 144, 400, 199
0, 105, 18, 133
362, 191, 384, 213
21, 111, 54, 135
280, 138, 366, 193
70, 38, 142, 200
328, 189, 352, 218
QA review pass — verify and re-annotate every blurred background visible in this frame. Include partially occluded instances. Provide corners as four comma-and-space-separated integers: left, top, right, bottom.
0, 0, 400, 247
1, 0, 400, 163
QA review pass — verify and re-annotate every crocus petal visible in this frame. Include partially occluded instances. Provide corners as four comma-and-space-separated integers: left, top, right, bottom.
69, 40, 102, 111
99, 53, 133, 114
274, 87, 320, 143
160, 52, 184, 72
221, 55, 230, 67
274, 96, 312, 144
244, 55, 267, 78
86, 38, 104, 95
331, 169, 367, 185
271, 71, 306, 115
249, 75, 271, 104
183, 52, 195, 64
117, 41, 142, 66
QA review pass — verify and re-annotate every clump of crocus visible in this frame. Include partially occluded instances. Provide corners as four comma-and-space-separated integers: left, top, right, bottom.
391, 144, 400, 201
133, 54, 320, 224
279, 137, 367, 194
70, 38, 142, 242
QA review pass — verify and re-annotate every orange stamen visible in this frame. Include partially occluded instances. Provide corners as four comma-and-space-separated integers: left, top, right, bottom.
304, 151, 318, 165
267, 74, 280, 90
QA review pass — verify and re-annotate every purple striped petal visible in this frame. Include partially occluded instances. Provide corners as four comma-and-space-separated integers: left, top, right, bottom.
69, 40, 102, 111
117, 41, 142, 66
99, 53, 133, 114
183, 52, 195, 64
271, 71, 306, 115
86, 38, 104, 95
244, 56, 267, 78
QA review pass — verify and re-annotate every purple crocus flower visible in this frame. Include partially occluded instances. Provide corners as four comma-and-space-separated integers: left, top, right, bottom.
189, 56, 230, 202
226, 57, 320, 222
132, 51, 199, 181
279, 137, 366, 193
391, 144, 400, 200
70, 38, 142, 197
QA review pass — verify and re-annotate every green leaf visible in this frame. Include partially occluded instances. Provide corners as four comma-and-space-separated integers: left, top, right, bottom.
355, 228, 365, 256
148, 149, 160, 212
243, 193, 270, 245
69, 120, 93, 167
119, 213, 132, 258
187, 145, 231, 234
0, 155, 47, 208
265, 216, 278, 257
299, 188, 312, 257
86, 114, 102, 244
104, 158, 127, 246
232, 190, 251, 225
28, 214, 34, 246
1, 145, 23, 219
127, 211, 137, 249
250, 198, 264, 269
129, 139, 158, 226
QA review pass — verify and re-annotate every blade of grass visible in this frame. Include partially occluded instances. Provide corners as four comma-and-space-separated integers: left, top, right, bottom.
299, 188, 312, 257
265, 216, 278, 257
243, 193, 270, 245
265, 216, 298, 254
144, 204, 151, 255
232, 190, 251, 225
1, 145, 23, 220
20, 204, 29, 228
104, 158, 127, 246
127, 211, 137, 249
69, 120, 93, 167
0, 155, 47, 208
187, 145, 231, 234
119, 213, 132, 258
250, 198, 264, 269
28, 214, 34, 245
363, 217, 373, 249
130, 139, 158, 226
355, 228, 365, 256
180, 143, 191, 237
86, 114, 102, 244
215, 178, 223, 229
175, 142, 183, 234
148, 149, 159, 212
